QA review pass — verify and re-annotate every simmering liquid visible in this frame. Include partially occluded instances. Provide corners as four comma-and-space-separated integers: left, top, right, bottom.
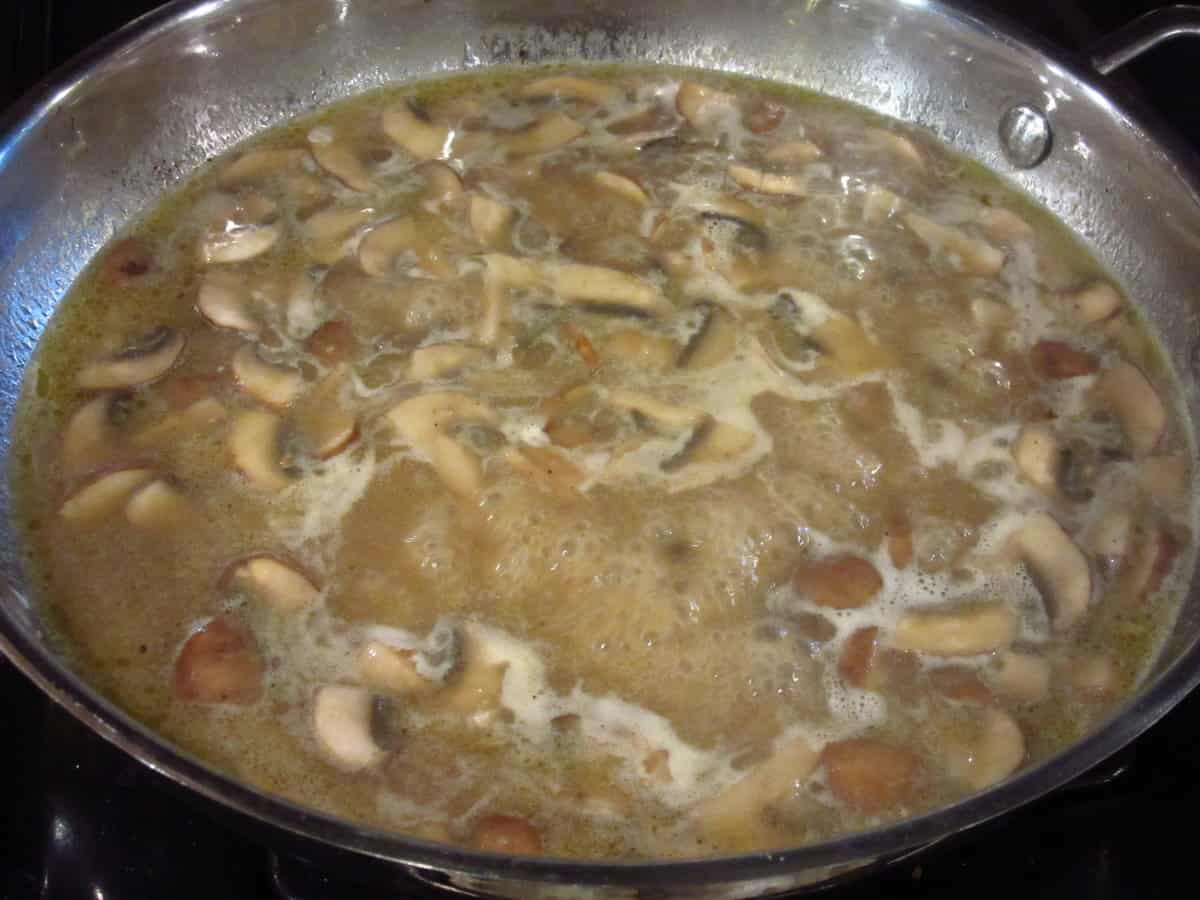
11, 66, 1195, 859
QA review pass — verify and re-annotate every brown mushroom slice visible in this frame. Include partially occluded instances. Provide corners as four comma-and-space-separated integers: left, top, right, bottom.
224, 554, 319, 612
124, 479, 194, 529
497, 113, 586, 156
417, 161, 465, 211
469, 195, 516, 249
593, 171, 650, 206
173, 615, 264, 705
309, 138, 374, 192
929, 666, 996, 706
693, 737, 818, 845
822, 738, 924, 814
902, 212, 1004, 276
60, 466, 157, 522
678, 303, 737, 369
231, 344, 302, 408
838, 627, 879, 687
200, 224, 280, 265
62, 394, 124, 477
229, 409, 291, 492
503, 445, 585, 494
604, 328, 680, 371
893, 603, 1017, 656
357, 215, 454, 279
1030, 340, 1100, 379
1012, 424, 1061, 493
791, 556, 883, 610
519, 75, 619, 105
990, 650, 1050, 704
382, 100, 453, 161
560, 322, 601, 371
470, 815, 543, 855
387, 392, 499, 498
550, 263, 671, 315
409, 343, 487, 380
862, 184, 904, 224
948, 708, 1026, 792
218, 148, 308, 184
77, 327, 185, 391
294, 365, 358, 460
1096, 362, 1165, 456
301, 206, 374, 265
863, 127, 925, 169
1009, 513, 1092, 631
1063, 281, 1123, 325
197, 271, 258, 334
675, 81, 737, 128
885, 510, 914, 569
130, 396, 226, 449
764, 140, 822, 165
663, 417, 755, 471
359, 641, 440, 696
305, 319, 355, 366
726, 163, 807, 197
312, 685, 388, 771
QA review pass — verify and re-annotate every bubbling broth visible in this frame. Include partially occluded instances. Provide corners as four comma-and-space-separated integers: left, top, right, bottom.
11, 66, 1196, 859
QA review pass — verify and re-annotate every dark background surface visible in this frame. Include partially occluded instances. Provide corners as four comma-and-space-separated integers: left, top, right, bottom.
1, 1, 1198, 898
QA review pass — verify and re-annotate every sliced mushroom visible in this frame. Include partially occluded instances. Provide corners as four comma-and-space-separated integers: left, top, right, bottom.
382, 100, 453, 161
77, 327, 185, 390
309, 136, 374, 192
200, 224, 280, 265
607, 389, 704, 431
301, 206, 374, 265
358, 215, 456, 279
948, 708, 1025, 791
970, 296, 1015, 331
550, 263, 671, 315
838, 626, 879, 688
198, 272, 260, 335
977, 207, 1033, 242
764, 140, 822, 165
305, 319, 355, 365
1096, 362, 1165, 456
822, 738, 924, 813
791, 556, 883, 610
173, 615, 264, 705
387, 392, 500, 497
1012, 424, 1061, 493
675, 81, 737, 128
60, 465, 157, 522
862, 184, 904, 224
294, 365, 358, 459
990, 650, 1050, 704
810, 314, 896, 378
359, 641, 440, 696
1063, 281, 1123, 325
409, 343, 487, 380
131, 396, 226, 449
1009, 513, 1092, 631
662, 416, 756, 471
231, 344, 302, 408
1030, 340, 1100, 379
417, 161, 465, 211
469, 195, 516, 249
124, 479, 194, 529
604, 328, 680, 371
678, 303, 738, 369
312, 685, 388, 771
62, 394, 125, 477
902, 213, 1004, 276
893, 603, 1017, 656
437, 624, 509, 714
519, 75, 618, 105
885, 510, 914, 569
497, 113, 586, 156
929, 666, 995, 706
224, 553, 319, 612
1119, 527, 1179, 604
863, 127, 925, 170
593, 171, 649, 206
229, 409, 290, 492
470, 815, 543, 855
504, 445, 585, 494
218, 147, 308, 184
726, 163, 806, 197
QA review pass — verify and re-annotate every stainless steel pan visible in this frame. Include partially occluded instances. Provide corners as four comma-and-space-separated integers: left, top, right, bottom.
3, 2, 1200, 897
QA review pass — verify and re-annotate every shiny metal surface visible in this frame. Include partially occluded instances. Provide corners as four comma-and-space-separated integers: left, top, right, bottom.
1090, 4, 1200, 74
2, 1, 1200, 897
998, 102, 1053, 168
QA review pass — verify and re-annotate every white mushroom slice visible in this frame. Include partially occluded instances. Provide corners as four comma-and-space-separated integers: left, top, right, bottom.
309, 139, 374, 192
726, 163, 806, 197
549, 263, 671, 315
476, 254, 540, 347
197, 272, 258, 334
225, 554, 319, 612
77, 328, 185, 390
607, 390, 705, 431
218, 148, 309, 184
978, 207, 1033, 242
678, 303, 737, 369
358, 216, 455, 279
949, 708, 1025, 792
1064, 281, 1123, 325
387, 392, 500, 497
301, 206, 374, 265
902, 213, 1004, 276
690, 194, 766, 230
62, 394, 123, 477
863, 127, 925, 169
360, 642, 439, 696
124, 479, 193, 529
131, 396, 226, 449
1012, 424, 1060, 493
200, 224, 280, 265
862, 184, 904, 224
409, 343, 486, 380
312, 685, 387, 771
1084, 509, 1133, 561
482, 252, 543, 289
1009, 513, 1092, 631
229, 409, 290, 492
497, 113, 586, 156
295, 365, 358, 459
469, 195, 516, 249
382, 100, 453, 161
764, 140, 822, 165
60, 466, 157, 522
231, 344, 302, 408
892, 603, 1017, 656
1096, 362, 1165, 456
990, 651, 1050, 704
519, 75, 619, 105
417, 161, 464, 211
593, 171, 649, 205
663, 417, 756, 470
675, 81, 737, 128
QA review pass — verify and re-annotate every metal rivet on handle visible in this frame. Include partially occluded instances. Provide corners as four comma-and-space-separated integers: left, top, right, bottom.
999, 103, 1053, 169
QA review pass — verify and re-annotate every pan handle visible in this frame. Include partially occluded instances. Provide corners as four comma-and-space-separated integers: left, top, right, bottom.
1090, 4, 1200, 75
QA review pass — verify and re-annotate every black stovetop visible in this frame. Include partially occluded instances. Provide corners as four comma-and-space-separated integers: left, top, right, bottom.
2, 2, 1198, 898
